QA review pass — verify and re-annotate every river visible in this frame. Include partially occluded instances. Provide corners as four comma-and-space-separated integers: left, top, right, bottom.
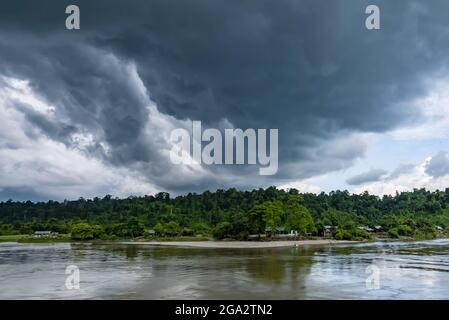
1, 239, 449, 299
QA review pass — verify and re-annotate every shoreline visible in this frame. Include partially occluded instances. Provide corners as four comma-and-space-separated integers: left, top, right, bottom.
119, 239, 357, 249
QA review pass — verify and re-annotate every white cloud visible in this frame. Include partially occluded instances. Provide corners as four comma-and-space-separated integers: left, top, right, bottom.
1, 76, 56, 115
351, 155, 449, 196
0, 74, 159, 200
4, 46, 448, 200
0, 52, 224, 200
278, 180, 321, 194
391, 78, 449, 140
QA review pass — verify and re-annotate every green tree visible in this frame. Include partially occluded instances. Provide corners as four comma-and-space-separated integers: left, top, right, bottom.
250, 205, 266, 237
285, 204, 315, 235
191, 222, 211, 236
153, 223, 164, 236
70, 223, 103, 240
253, 200, 283, 238
153, 221, 182, 237
127, 217, 144, 237
164, 221, 182, 236
212, 222, 232, 240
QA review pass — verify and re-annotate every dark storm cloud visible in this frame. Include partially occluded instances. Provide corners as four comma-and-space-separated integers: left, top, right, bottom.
425, 152, 449, 178
346, 168, 388, 186
83, 0, 444, 134
0, 37, 153, 163
0, 187, 47, 202
1, 0, 449, 197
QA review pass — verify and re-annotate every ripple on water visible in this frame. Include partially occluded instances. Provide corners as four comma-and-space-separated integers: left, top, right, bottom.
2, 240, 449, 299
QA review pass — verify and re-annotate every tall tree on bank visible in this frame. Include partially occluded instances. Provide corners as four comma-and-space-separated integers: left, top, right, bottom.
284, 195, 315, 235
254, 200, 283, 238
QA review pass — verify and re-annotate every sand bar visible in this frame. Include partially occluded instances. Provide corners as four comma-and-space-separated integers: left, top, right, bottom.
120, 240, 357, 249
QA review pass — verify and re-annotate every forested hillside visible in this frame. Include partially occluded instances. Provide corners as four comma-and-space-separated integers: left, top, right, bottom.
1, 187, 449, 240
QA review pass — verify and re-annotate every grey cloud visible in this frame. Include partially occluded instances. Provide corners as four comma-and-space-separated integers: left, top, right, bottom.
387, 164, 415, 180
15, 103, 77, 143
425, 152, 449, 178
0, 40, 152, 163
347, 168, 388, 186
0, 187, 47, 202
1, 0, 449, 198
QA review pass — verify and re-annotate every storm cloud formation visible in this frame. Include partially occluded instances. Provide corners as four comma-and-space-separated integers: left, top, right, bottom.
1, 0, 449, 200
347, 168, 388, 186
425, 152, 449, 178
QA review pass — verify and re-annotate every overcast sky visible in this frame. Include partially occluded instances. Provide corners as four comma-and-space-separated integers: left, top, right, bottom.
1, 0, 449, 201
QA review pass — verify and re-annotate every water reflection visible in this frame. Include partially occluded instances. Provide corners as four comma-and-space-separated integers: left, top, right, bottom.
1, 240, 449, 299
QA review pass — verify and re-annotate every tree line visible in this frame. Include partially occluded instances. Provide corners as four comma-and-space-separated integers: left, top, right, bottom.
1, 187, 449, 241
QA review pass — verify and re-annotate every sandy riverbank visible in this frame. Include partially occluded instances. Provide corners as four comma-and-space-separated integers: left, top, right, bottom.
120, 239, 357, 249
